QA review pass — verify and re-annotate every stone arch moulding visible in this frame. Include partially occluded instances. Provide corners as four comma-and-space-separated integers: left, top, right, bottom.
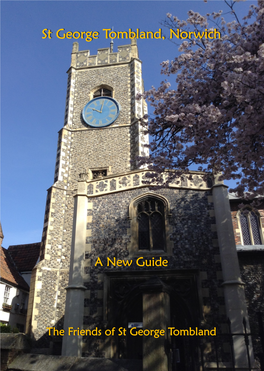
89, 84, 114, 100
128, 192, 173, 257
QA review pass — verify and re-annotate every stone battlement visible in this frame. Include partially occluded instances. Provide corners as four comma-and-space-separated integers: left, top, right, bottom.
71, 40, 138, 69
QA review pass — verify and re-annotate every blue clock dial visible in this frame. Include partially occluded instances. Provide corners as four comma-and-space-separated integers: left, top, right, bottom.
82, 97, 120, 128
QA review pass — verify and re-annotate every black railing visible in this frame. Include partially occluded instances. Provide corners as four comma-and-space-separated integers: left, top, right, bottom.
258, 312, 264, 369
198, 315, 264, 371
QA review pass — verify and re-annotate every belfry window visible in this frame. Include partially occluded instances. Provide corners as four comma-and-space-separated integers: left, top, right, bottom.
93, 88, 112, 98
137, 198, 165, 250
239, 208, 263, 245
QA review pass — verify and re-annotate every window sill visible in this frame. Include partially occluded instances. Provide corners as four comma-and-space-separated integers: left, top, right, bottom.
236, 245, 264, 252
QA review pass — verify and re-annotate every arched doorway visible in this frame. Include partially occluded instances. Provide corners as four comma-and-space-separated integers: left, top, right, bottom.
106, 271, 201, 371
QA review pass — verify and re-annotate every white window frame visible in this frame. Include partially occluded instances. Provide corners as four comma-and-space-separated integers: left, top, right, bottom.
3, 285, 11, 304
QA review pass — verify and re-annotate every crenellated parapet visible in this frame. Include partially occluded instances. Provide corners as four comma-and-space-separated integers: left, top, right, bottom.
71, 41, 138, 68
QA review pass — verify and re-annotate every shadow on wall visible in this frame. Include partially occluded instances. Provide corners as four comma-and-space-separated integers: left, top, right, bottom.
27, 316, 65, 355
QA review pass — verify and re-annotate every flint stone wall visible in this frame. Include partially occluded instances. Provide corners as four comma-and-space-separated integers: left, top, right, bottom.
82, 187, 226, 357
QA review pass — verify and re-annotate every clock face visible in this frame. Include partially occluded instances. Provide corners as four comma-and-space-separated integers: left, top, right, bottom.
82, 97, 120, 128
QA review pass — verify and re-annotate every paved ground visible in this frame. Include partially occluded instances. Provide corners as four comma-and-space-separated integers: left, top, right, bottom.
8, 354, 142, 371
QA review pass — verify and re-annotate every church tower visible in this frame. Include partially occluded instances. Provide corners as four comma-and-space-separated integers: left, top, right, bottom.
26, 39, 147, 346
27, 40, 252, 370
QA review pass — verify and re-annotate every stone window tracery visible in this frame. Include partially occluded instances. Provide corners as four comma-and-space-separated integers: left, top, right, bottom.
239, 207, 263, 245
137, 198, 165, 251
92, 169, 107, 179
128, 193, 172, 256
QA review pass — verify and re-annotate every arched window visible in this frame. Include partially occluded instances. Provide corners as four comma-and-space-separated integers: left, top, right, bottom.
137, 197, 165, 251
128, 193, 172, 255
239, 208, 263, 245
93, 87, 112, 98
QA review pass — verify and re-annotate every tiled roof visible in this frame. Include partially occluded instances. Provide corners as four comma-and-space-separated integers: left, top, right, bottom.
0, 247, 29, 291
8, 243, 40, 272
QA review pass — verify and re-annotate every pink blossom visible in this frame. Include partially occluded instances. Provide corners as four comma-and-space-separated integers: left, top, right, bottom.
138, 0, 264, 199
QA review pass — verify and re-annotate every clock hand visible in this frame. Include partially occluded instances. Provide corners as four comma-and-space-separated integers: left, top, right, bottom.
100, 100, 105, 113
92, 108, 101, 113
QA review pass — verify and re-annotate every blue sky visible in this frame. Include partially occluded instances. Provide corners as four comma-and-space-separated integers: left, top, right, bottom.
1, 0, 256, 248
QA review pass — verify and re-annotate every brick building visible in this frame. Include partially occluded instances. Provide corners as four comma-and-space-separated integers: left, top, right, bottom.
25, 40, 260, 370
